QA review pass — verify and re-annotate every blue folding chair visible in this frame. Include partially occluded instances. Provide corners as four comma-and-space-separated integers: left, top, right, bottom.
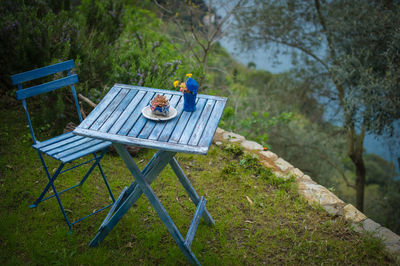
11, 60, 115, 232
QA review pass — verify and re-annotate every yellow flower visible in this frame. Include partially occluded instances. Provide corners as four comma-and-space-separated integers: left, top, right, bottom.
173, 80, 180, 88
186, 73, 192, 78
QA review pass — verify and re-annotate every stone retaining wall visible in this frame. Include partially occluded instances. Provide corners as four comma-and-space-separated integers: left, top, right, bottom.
213, 128, 400, 255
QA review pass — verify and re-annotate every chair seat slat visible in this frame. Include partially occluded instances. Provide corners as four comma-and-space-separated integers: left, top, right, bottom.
54, 139, 104, 159
40, 134, 84, 153
32, 132, 75, 149
60, 141, 111, 163
46, 137, 97, 156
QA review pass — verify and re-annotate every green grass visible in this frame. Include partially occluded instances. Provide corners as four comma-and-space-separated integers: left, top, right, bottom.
0, 101, 396, 265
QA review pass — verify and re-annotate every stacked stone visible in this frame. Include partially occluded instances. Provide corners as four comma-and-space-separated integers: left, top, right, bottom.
213, 127, 400, 255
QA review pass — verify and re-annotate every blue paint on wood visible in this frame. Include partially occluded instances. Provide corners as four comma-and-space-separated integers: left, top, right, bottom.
185, 196, 206, 248
117, 91, 155, 135
187, 100, 216, 146
112, 144, 200, 265
148, 95, 182, 140
54, 139, 103, 159
169, 157, 215, 225
16, 74, 79, 100
90, 89, 130, 130
138, 94, 173, 139
108, 90, 146, 134
168, 98, 200, 143
178, 98, 207, 145
60, 141, 110, 163
99, 89, 138, 132
44, 137, 91, 155
79, 86, 121, 129
33, 132, 75, 149
40, 135, 84, 153
198, 100, 226, 148
11, 60, 75, 85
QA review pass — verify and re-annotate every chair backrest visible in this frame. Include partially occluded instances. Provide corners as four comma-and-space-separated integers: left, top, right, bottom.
11, 60, 82, 144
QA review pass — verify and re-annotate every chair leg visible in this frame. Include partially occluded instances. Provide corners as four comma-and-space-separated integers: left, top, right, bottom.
78, 148, 107, 186
33, 152, 72, 229
78, 148, 115, 202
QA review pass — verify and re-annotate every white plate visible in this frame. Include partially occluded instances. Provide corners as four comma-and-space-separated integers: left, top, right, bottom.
141, 106, 178, 121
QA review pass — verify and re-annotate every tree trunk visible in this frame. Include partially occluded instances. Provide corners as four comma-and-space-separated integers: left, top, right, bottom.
352, 153, 366, 212
347, 123, 366, 212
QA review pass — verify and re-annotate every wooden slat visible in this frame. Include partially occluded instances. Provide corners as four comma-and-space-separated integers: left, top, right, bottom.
11, 60, 74, 85
157, 96, 186, 142
198, 100, 226, 147
78, 86, 121, 129
32, 132, 74, 149
40, 135, 84, 153
16, 74, 78, 100
115, 83, 227, 101
74, 128, 209, 154
99, 89, 138, 133
138, 94, 173, 139
117, 91, 155, 135
148, 95, 182, 140
168, 98, 201, 143
45, 136, 91, 155
60, 141, 111, 163
178, 98, 208, 145
127, 93, 161, 137
90, 89, 130, 130
54, 139, 103, 159
108, 90, 146, 134
187, 100, 216, 146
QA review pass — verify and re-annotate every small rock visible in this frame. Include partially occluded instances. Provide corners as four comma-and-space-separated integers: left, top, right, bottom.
223, 132, 246, 143
215, 141, 222, 146
289, 168, 304, 179
274, 158, 294, 173
258, 151, 278, 162
322, 204, 343, 216
260, 160, 278, 171
377, 227, 400, 245
343, 204, 367, 223
351, 222, 364, 233
241, 140, 263, 151
212, 128, 225, 143
298, 182, 344, 206
273, 171, 291, 180
362, 218, 381, 233
385, 244, 400, 253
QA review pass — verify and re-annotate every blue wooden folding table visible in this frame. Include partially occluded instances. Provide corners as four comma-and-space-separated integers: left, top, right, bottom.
73, 84, 226, 265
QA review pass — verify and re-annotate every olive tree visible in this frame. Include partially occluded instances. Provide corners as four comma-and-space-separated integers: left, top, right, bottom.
233, 0, 400, 211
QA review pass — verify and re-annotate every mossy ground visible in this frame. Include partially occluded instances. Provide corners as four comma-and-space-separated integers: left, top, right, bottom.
0, 101, 395, 265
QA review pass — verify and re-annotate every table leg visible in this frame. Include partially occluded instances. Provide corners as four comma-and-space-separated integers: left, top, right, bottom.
113, 144, 202, 265
90, 150, 175, 247
169, 157, 215, 225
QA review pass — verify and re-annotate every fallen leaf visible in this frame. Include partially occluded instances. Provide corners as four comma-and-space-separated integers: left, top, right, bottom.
246, 196, 253, 205
125, 242, 133, 248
